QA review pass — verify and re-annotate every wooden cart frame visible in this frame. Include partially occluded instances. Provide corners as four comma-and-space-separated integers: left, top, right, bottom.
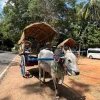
18, 22, 58, 77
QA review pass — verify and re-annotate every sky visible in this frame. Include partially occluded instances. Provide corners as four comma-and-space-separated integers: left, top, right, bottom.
0, 0, 8, 13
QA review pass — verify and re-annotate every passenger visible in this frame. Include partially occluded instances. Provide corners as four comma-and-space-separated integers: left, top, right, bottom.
40, 42, 51, 50
45, 42, 51, 50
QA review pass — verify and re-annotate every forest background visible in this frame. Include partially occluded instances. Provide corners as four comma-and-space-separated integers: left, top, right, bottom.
0, 0, 100, 50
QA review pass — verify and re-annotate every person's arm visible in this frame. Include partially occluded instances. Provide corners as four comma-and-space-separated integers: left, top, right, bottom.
19, 43, 25, 54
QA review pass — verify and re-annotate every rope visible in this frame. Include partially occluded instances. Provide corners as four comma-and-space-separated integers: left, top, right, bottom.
54, 58, 63, 73
54, 58, 58, 72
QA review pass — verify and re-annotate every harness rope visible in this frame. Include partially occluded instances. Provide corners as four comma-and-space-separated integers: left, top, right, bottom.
54, 58, 58, 72
54, 57, 64, 73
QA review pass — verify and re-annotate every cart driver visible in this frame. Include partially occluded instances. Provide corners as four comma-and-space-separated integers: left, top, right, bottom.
45, 42, 51, 50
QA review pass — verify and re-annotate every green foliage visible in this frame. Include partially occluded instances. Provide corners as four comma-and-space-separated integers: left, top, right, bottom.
0, 0, 100, 50
79, 0, 100, 21
14, 44, 19, 51
3, 38, 14, 48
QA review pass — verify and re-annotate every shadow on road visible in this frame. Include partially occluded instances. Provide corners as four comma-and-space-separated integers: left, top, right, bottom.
10, 61, 20, 66
47, 80, 86, 100
20, 67, 91, 100
0, 61, 10, 65
0, 96, 11, 100
0, 50, 4, 53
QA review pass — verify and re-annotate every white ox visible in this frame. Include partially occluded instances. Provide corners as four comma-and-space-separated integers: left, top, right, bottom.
38, 48, 80, 99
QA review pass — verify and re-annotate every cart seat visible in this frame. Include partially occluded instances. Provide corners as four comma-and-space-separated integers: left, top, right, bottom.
26, 56, 38, 66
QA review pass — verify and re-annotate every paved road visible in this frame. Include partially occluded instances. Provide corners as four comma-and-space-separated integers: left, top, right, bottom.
0, 51, 17, 75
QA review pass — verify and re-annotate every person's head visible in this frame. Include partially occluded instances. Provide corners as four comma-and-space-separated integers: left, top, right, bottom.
46, 42, 50, 45
46, 42, 50, 47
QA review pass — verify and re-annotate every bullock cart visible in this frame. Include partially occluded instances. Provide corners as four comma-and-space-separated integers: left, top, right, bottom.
18, 22, 58, 77
18, 23, 80, 99
57, 38, 76, 49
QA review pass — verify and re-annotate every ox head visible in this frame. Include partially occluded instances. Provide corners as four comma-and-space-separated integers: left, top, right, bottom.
54, 47, 80, 76
63, 50, 80, 76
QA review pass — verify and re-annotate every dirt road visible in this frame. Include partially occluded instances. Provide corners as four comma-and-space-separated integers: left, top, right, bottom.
0, 56, 100, 100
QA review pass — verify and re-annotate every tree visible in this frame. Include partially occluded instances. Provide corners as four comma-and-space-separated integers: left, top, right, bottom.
79, 0, 100, 21
0, 0, 99, 50
1, 0, 48, 43
3, 38, 14, 48
74, 0, 100, 50
1, 0, 77, 44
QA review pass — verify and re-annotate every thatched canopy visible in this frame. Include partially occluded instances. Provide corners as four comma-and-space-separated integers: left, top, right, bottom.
57, 38, 76, 48
18, 22, 58, 44
18, 32, 24, 45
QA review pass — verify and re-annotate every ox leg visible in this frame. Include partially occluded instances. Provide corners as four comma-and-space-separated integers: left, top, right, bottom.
52, 75, 59, 99
43, 70, 45, 83
39, 67, 42, 86
58, 74, 64, 84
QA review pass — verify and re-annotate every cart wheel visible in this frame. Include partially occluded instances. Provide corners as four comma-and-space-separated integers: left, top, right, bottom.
20, 55, 25, 76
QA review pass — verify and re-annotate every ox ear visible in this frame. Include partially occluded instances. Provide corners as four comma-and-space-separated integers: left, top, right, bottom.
63, 48, 67, 54
63, 46, 72, 54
